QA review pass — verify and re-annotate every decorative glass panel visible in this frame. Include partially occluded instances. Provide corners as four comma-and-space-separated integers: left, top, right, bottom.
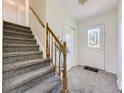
88, 28, 100, 48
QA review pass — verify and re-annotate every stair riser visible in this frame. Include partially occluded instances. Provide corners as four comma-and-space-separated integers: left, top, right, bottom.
4, 39, 36, 44
3, 62, 50, 80
3, 26, 32, 34
4, 53, 42, 64
4, 32, 34, 39
4, 70, 54, 93
3, 46, 39, 53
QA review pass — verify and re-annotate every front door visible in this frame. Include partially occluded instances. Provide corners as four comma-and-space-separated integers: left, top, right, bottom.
84, 24, 105, 70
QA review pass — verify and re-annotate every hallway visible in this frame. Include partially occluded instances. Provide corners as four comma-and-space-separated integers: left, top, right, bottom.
68, 65, 121, 93
1, 0, 122, 92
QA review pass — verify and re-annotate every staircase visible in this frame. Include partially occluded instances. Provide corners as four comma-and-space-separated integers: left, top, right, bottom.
3, 21, 61, 93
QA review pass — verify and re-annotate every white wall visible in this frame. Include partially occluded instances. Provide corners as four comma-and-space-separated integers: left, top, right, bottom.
46, 0, 78, 38
29, 0, 78, 64
30, 0, 46, 23
29, 0, 46, 57
3, 0, 26, 26
46, 0, 63, 39
78, 10, 118, 74
117, 0, 122, 90
46, 0, 78, 69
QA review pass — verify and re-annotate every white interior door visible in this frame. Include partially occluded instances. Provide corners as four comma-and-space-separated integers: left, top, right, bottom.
63, 24, 75, 70
84, 24, 105, 70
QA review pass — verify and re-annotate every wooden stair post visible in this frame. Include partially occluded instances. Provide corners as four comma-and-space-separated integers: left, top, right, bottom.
62, 42, 68, 93
45, 23, 49, 58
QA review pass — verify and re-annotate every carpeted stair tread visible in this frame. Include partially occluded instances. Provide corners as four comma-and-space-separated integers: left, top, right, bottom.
3, 51, 43, 64
3, 66, 54, 92
4, 21, 30, 30
4, 46, 39, 53
3, 21, 61, 93
4, 39, 36, 45
3, 36, 35, 41
4, 36, 36, 45
3, 51, 42, 57
23, 75, 61, 93
3, 58, 50, 72
4, 44, 38, 47
4, 30, 33, 37
3, 25, 32, 34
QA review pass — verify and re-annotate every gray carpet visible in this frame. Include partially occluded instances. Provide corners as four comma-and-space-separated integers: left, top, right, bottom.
68, 65, 121, 93
3, 21, 61, 93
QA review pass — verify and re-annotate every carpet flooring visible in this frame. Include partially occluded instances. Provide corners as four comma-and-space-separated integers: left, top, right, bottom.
68, 65, 121, 93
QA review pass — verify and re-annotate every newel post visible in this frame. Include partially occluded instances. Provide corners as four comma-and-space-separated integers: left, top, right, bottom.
45, 23, 49, 58
62, 42, 68, 93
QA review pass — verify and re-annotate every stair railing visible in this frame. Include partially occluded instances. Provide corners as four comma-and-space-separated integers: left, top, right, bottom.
30, 6, 68, 93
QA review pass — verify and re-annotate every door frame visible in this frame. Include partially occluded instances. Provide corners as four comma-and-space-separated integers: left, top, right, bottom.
25, 0, 29, 26
62, 20, 77, 70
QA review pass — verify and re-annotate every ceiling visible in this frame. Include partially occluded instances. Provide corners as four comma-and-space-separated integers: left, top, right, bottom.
59, 0, 119, 23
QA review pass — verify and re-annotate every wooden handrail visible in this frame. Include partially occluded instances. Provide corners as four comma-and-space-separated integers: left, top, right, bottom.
30, 6, 63, 48
29, 6, 68, 93
29, 6, 45, 28
48, 26, 63, 48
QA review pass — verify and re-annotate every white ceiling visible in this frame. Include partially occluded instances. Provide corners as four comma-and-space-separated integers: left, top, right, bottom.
59, 0, 119, 23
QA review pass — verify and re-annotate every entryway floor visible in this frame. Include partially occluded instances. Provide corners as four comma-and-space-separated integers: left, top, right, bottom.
68, 65, 121, 93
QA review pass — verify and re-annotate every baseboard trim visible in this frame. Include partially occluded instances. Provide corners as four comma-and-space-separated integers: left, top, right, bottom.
31, 27, 46, 58
117, 79, 122, 90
